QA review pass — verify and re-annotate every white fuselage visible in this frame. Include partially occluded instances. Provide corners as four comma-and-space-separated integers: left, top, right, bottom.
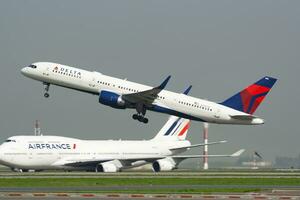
21, 62, 264, 125
0, 135, 190, 171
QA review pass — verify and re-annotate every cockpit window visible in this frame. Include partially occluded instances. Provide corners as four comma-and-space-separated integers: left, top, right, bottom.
28, 64, 37, 69
5, 139, 16, 143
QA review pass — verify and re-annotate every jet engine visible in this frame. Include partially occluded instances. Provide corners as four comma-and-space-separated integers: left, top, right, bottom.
152, 158, 176, 172
95, 160, 122, 173
99, 90, 126, 109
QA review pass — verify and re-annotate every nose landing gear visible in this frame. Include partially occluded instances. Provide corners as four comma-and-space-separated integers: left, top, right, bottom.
43, 82, 50, 98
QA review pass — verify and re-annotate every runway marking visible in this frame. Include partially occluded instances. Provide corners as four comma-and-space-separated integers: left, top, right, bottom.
228, 196, 241, 199
180, 194, 193, 198
8, 193, 21, 197
81, 194, 95, 197
56, 193, 69, 197
33, 193, 46, 197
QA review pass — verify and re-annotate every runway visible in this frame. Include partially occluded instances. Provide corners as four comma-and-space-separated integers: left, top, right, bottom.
1, 185, 300, 193
0, 192, 300, 200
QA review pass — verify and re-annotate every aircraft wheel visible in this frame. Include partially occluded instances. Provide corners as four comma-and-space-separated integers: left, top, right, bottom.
137, 115, 144, 122
44, 93, 50, 98
143, 118, 149, 124
132, 114, 138, 120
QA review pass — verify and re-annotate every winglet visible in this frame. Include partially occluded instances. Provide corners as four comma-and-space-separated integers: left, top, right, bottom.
157, 75, 171, 90
231, 149, 245, 157
183, 85, 192, 95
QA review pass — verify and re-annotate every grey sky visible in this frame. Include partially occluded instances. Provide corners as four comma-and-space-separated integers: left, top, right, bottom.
0, 0, 299, 163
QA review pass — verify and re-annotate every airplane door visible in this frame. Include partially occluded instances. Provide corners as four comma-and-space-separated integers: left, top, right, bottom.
89, 76, 96, 88
43, 67, 50, 77
214, 109, 220, 118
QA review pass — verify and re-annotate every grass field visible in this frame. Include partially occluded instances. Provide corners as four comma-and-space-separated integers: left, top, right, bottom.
0, 177, 299, 187
0, 177, 299, 193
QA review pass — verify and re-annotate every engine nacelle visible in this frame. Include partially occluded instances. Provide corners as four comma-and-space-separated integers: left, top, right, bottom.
152, 158, 176, 172
96, 162, 118, 173
96, 160, 123, 173
99, 90, 126, 109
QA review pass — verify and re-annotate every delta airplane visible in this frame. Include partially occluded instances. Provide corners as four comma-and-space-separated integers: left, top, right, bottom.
21, 62, 277, 124
0, 116, 244, 172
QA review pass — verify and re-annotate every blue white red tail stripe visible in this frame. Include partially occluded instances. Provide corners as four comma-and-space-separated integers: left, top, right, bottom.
220, 76, 277, 114
164, 118, 180, 135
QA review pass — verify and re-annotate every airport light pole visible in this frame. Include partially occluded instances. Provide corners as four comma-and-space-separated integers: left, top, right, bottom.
203, 122, 209, 170
34, 120, 41, 136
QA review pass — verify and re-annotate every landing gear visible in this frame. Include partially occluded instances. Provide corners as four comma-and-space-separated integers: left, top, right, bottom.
132, 103, 149, 123
43, 82, 50, 98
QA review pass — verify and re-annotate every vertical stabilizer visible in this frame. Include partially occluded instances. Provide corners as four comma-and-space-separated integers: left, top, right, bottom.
220, 76, 277, 114
152, 116, 190, 141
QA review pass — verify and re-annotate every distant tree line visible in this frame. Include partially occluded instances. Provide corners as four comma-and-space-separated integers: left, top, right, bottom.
275, 154, 300, 169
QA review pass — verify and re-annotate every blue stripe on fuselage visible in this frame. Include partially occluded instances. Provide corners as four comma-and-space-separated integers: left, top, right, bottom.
149, 105, 206, 122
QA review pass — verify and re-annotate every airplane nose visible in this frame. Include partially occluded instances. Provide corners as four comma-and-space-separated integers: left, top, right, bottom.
21, 67, 28, 76
21, 67, 26, 74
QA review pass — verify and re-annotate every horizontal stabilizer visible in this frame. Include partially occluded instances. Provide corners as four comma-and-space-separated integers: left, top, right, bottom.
230, 115, 257, 120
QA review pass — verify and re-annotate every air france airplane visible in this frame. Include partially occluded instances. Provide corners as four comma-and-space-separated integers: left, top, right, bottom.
21, 62, 277, 124
0, 116, 244, 172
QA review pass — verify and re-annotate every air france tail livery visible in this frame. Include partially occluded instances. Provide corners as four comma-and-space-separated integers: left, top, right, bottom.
21, 62, 277, 124
0, 116, 243, 172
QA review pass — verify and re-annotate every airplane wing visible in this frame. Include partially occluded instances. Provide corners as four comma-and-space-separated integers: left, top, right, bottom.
52, 149, 244, 168
171, 149, 245, 159
122, 76, 171, 105
169, 140, 227, 151
51, 158, 113, 167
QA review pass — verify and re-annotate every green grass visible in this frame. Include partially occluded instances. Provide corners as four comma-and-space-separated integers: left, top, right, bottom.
0, 177, 299, 187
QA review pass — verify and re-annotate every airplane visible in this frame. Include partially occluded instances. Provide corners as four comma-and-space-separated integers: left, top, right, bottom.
21, 62, 277, 124
0, 116, 244, 172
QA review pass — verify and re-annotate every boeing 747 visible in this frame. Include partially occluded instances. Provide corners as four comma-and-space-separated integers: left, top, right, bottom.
0, 116, 243, 172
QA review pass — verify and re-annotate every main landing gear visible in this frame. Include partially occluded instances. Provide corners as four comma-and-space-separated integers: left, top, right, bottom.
43, 82, 50, 98
132, 114, 148, 123
132, 103, 149, 124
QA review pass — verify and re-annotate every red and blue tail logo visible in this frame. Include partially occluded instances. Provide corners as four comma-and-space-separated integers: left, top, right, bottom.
220, 76, 277, 114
